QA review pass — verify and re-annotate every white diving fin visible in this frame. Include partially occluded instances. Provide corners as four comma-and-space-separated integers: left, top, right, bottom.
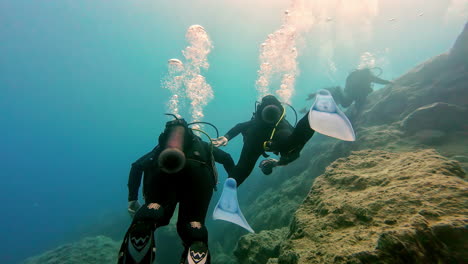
308, 89, 356, 141
212, 178, 254, 233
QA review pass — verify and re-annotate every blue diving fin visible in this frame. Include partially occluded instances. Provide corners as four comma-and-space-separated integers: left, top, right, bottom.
213, 178, 254, 233
308, 89, 356, 141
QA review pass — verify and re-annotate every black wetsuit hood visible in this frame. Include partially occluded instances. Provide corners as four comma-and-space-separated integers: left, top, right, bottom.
254, 95, 284, 125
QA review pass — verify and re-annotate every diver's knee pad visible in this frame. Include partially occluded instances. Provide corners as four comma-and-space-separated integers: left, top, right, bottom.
118, 221, 156, 264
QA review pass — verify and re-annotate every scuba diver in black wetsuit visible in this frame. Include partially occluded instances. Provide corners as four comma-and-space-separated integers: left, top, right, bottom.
306, 68, 392, 110
119, 117, 234, 264
211, 91, 355, 232
212, 95, 315, 181
126, 140, 234, 217
214, 95, 300, 186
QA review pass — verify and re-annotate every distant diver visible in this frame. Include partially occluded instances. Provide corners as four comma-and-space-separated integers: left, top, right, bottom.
119, 116, 234, 264
211, 91, 355, 230
307, 67, 392, 110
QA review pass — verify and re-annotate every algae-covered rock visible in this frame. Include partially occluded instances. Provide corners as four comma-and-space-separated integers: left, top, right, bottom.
22, 236, 120, 264
233, 228, 288, 264
275, 149, 467, 264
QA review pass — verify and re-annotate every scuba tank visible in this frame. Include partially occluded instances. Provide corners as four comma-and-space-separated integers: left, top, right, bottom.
158, 118, 188, 174
158, 116, 220, 175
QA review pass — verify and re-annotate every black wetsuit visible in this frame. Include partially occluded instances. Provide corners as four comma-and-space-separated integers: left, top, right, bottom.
316, 69, 391, 110
120, 136, 234, 264
225, 102, 314, 186
127, 143, 234, 202
342, 68, 391, 108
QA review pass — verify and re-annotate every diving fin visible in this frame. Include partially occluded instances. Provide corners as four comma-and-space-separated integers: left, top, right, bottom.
118, 221, 156, 264
185, 241, 210, 264
308, 89, 356, 141
213, 178, 254, 233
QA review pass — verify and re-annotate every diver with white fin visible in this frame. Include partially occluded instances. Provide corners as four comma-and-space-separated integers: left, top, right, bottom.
258, 90, 355, 174
211, 92, 355, 230
213, 91, 354, 178
118, 115, 234, 264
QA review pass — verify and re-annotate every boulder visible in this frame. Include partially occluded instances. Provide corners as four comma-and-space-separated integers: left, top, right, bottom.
277, 149, 467, 264
401, 102, 466, 134
234, 228, 288, 264
255, 149, 468, 264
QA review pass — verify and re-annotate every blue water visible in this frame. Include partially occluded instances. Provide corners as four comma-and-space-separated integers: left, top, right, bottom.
0, 1, 465, 263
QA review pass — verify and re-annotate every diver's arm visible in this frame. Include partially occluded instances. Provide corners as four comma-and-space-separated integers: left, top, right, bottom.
213, 147, 235, 175
213, 121, 252, 147
127, 150, 156, 201
259, 151, 298, 176
371, 75, 392, 85
224, 121, 252, 141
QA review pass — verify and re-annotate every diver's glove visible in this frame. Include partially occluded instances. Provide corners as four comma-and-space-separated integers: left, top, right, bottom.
259, 158, 278, 175
128, 200, 141, 218
213, 136, 229, 147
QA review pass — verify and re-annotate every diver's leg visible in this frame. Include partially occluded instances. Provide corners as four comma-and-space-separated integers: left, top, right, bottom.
328, 86, 345, 107
230, 143, 263, 186
118, 169, 176, 264
258, 114, 314, 174
340, 92, 354, 108
280, 114, 315, 164
117, 204, 165, 264
177, 165, 213, 264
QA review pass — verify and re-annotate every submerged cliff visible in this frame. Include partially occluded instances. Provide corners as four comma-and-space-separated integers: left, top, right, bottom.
232, 23, 468, 264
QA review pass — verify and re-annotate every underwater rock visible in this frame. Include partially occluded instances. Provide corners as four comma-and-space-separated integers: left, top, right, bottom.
452, 155, 468, 163
267, 149, 468, 264
215, 22, 468, 263
22, 236, 120, 264
234, 228, 288, 264
401, 102, 466, 134
410, 129, 447, 145
449, 22, 468, 67
361, 24, 468, 127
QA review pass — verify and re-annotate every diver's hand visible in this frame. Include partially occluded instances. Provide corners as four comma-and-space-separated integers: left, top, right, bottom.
213, 136, 228, 147
128, 200, 141, 218
259, 158, 278, 175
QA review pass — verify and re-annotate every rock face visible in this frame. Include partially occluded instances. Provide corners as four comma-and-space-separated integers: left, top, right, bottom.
22, 236, 120, 264
234, 228, 288, 264
360, 23, 468, 128
401, 102, 467, 134
449, 22, 468, 66
230, 23, 468, 264
274, 150, 467, 264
